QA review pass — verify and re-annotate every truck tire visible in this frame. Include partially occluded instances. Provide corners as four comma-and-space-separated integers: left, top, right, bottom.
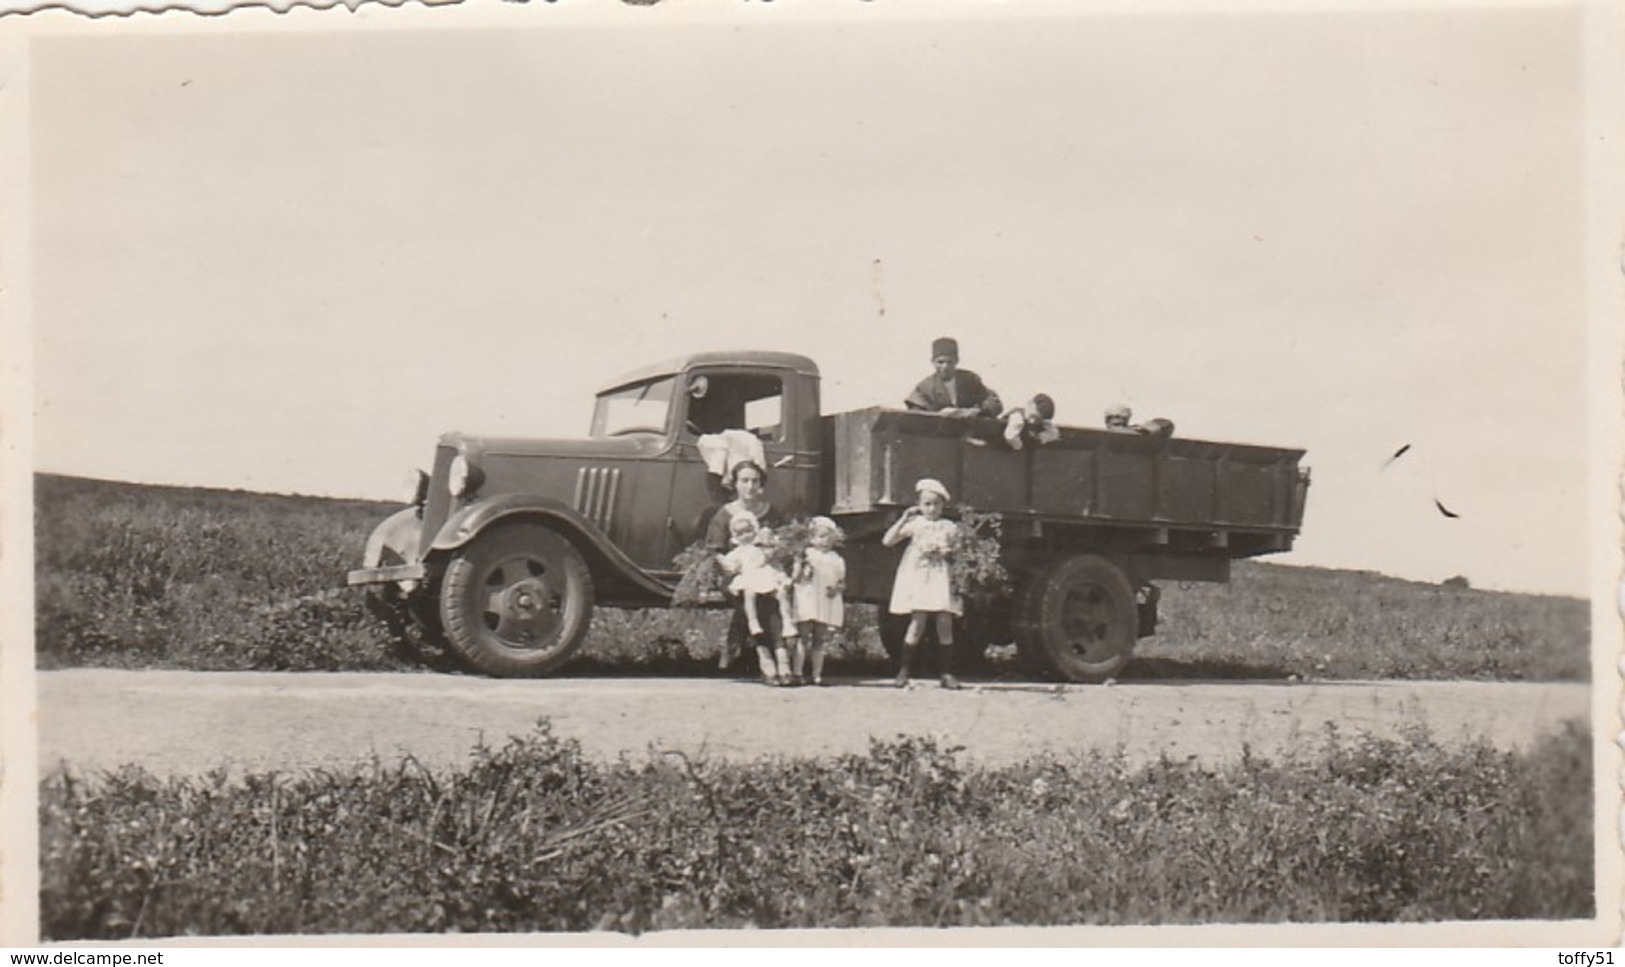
439, 522, 594, 677
1015, 554, 1137, 683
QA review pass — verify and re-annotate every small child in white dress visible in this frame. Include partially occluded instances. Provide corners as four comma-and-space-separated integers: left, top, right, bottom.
719, 512, 794, 645
882, 478, 964, 690
790, 516, 846, 686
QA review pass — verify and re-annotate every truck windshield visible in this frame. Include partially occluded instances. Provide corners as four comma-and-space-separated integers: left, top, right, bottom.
590, 377, 675, 438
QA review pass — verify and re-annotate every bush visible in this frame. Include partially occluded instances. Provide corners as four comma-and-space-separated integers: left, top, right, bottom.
40, 721, 1594, 937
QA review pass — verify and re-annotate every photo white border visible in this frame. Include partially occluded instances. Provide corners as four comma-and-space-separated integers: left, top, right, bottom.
2, 0, 1619, 948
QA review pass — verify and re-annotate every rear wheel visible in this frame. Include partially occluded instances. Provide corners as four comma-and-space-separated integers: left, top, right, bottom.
1015, 555, 1137, 682
439, 522, 594, 677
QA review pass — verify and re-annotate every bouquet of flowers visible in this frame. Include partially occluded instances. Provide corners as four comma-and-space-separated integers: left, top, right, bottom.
671, 541, 727, 607
761, 518, 816, 581
671, 517, 842, 605
920, 506, 1010, 598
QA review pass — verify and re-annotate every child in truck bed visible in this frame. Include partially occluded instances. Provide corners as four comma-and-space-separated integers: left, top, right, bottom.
1001, 393, 1060, 450
882, 478, 964, 690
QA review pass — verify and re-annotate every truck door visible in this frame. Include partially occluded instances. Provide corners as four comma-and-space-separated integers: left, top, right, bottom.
665, 367, 806, 559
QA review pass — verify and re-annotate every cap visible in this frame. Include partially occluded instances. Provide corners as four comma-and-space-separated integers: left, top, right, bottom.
931, 337, 959, 361
1141, 417, 1175, 439
915, 477, 951, 501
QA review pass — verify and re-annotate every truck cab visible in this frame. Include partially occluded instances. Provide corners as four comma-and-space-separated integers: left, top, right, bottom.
592, 352, 822, 566
348, 352, 822, 677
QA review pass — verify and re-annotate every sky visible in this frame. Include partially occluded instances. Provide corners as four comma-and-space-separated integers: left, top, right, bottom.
22, 2, 1601, 597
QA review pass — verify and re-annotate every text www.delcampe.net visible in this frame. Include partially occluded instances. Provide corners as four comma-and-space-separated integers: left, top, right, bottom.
12, 955, 163, 965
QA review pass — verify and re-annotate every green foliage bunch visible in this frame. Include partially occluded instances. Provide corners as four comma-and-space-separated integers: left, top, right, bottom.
40, 720, 1593, 938
918, 506, 1009, 598
670, 517, 838, 608
761, 518, 814, 576
670, 541, 728, 608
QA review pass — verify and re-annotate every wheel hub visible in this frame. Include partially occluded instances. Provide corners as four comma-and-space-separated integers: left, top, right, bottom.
504, 579, 552, 616
1059, 585, 1117, 659
484, 563, 564, 648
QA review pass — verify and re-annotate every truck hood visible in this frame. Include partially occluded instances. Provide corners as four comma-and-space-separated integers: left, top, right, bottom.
438, 430, 672, 460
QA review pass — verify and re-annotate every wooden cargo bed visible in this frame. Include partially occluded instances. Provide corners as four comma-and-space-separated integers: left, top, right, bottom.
823, 407, 1307, 558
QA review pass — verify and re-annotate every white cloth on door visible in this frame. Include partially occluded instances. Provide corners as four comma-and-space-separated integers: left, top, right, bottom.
697, 429, 766, 479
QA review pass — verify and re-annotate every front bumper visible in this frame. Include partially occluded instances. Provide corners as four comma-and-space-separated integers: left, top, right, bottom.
346, 563, 427, 587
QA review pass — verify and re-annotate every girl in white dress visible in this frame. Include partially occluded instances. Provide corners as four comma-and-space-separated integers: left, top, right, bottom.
883, 478, 963, 690
790, 516, 846, 686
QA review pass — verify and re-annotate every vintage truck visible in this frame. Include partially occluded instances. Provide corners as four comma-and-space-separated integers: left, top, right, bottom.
347, 350, 1309, 682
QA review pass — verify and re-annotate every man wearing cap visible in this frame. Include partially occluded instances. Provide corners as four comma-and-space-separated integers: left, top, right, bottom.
1105, 404, 1176, 439
904, 336, 1003, 418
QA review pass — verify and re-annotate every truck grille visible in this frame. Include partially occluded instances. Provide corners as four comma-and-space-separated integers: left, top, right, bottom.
573, 467, 621, 532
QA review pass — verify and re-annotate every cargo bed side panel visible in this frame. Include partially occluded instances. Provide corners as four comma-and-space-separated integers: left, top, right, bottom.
826, 407, 1305, 536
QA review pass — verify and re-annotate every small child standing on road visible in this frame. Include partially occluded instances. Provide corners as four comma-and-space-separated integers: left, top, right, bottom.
790, 516, 846, 686
719, 512, 797, 683
882, 478, 963, 690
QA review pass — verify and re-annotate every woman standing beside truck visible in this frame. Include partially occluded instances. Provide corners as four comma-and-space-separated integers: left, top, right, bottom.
705, 461, 791, 684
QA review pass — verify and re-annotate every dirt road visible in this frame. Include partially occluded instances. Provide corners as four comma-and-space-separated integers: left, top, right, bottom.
34, 669, 1592, 778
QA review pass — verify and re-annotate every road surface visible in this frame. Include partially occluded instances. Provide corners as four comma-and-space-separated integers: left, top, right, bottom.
34, 669, 1592, 778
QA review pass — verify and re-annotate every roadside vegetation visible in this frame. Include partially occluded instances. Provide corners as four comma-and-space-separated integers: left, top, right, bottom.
1144, 564, 1589, 681
39, 720, 1593, 938
35, 473, 1590, 681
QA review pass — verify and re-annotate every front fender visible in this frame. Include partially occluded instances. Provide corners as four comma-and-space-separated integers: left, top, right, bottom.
346, 506, 427, 588
364, 506, 425, 568
430, 494, 673, 601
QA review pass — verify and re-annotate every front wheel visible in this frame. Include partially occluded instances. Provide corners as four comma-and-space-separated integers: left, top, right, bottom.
439, 522, 594, 677
1014, 555, 1137, 683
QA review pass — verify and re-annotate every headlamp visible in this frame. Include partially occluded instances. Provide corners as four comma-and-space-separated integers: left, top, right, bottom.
448, 455, 483, 498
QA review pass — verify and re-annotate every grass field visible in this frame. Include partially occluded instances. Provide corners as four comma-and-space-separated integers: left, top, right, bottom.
34, 473, 1590, 681
38, 719, 1593, 937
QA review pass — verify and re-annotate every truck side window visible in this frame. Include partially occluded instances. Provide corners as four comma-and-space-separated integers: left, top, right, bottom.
744, 394, 782, 441
686, 372, 785, 442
